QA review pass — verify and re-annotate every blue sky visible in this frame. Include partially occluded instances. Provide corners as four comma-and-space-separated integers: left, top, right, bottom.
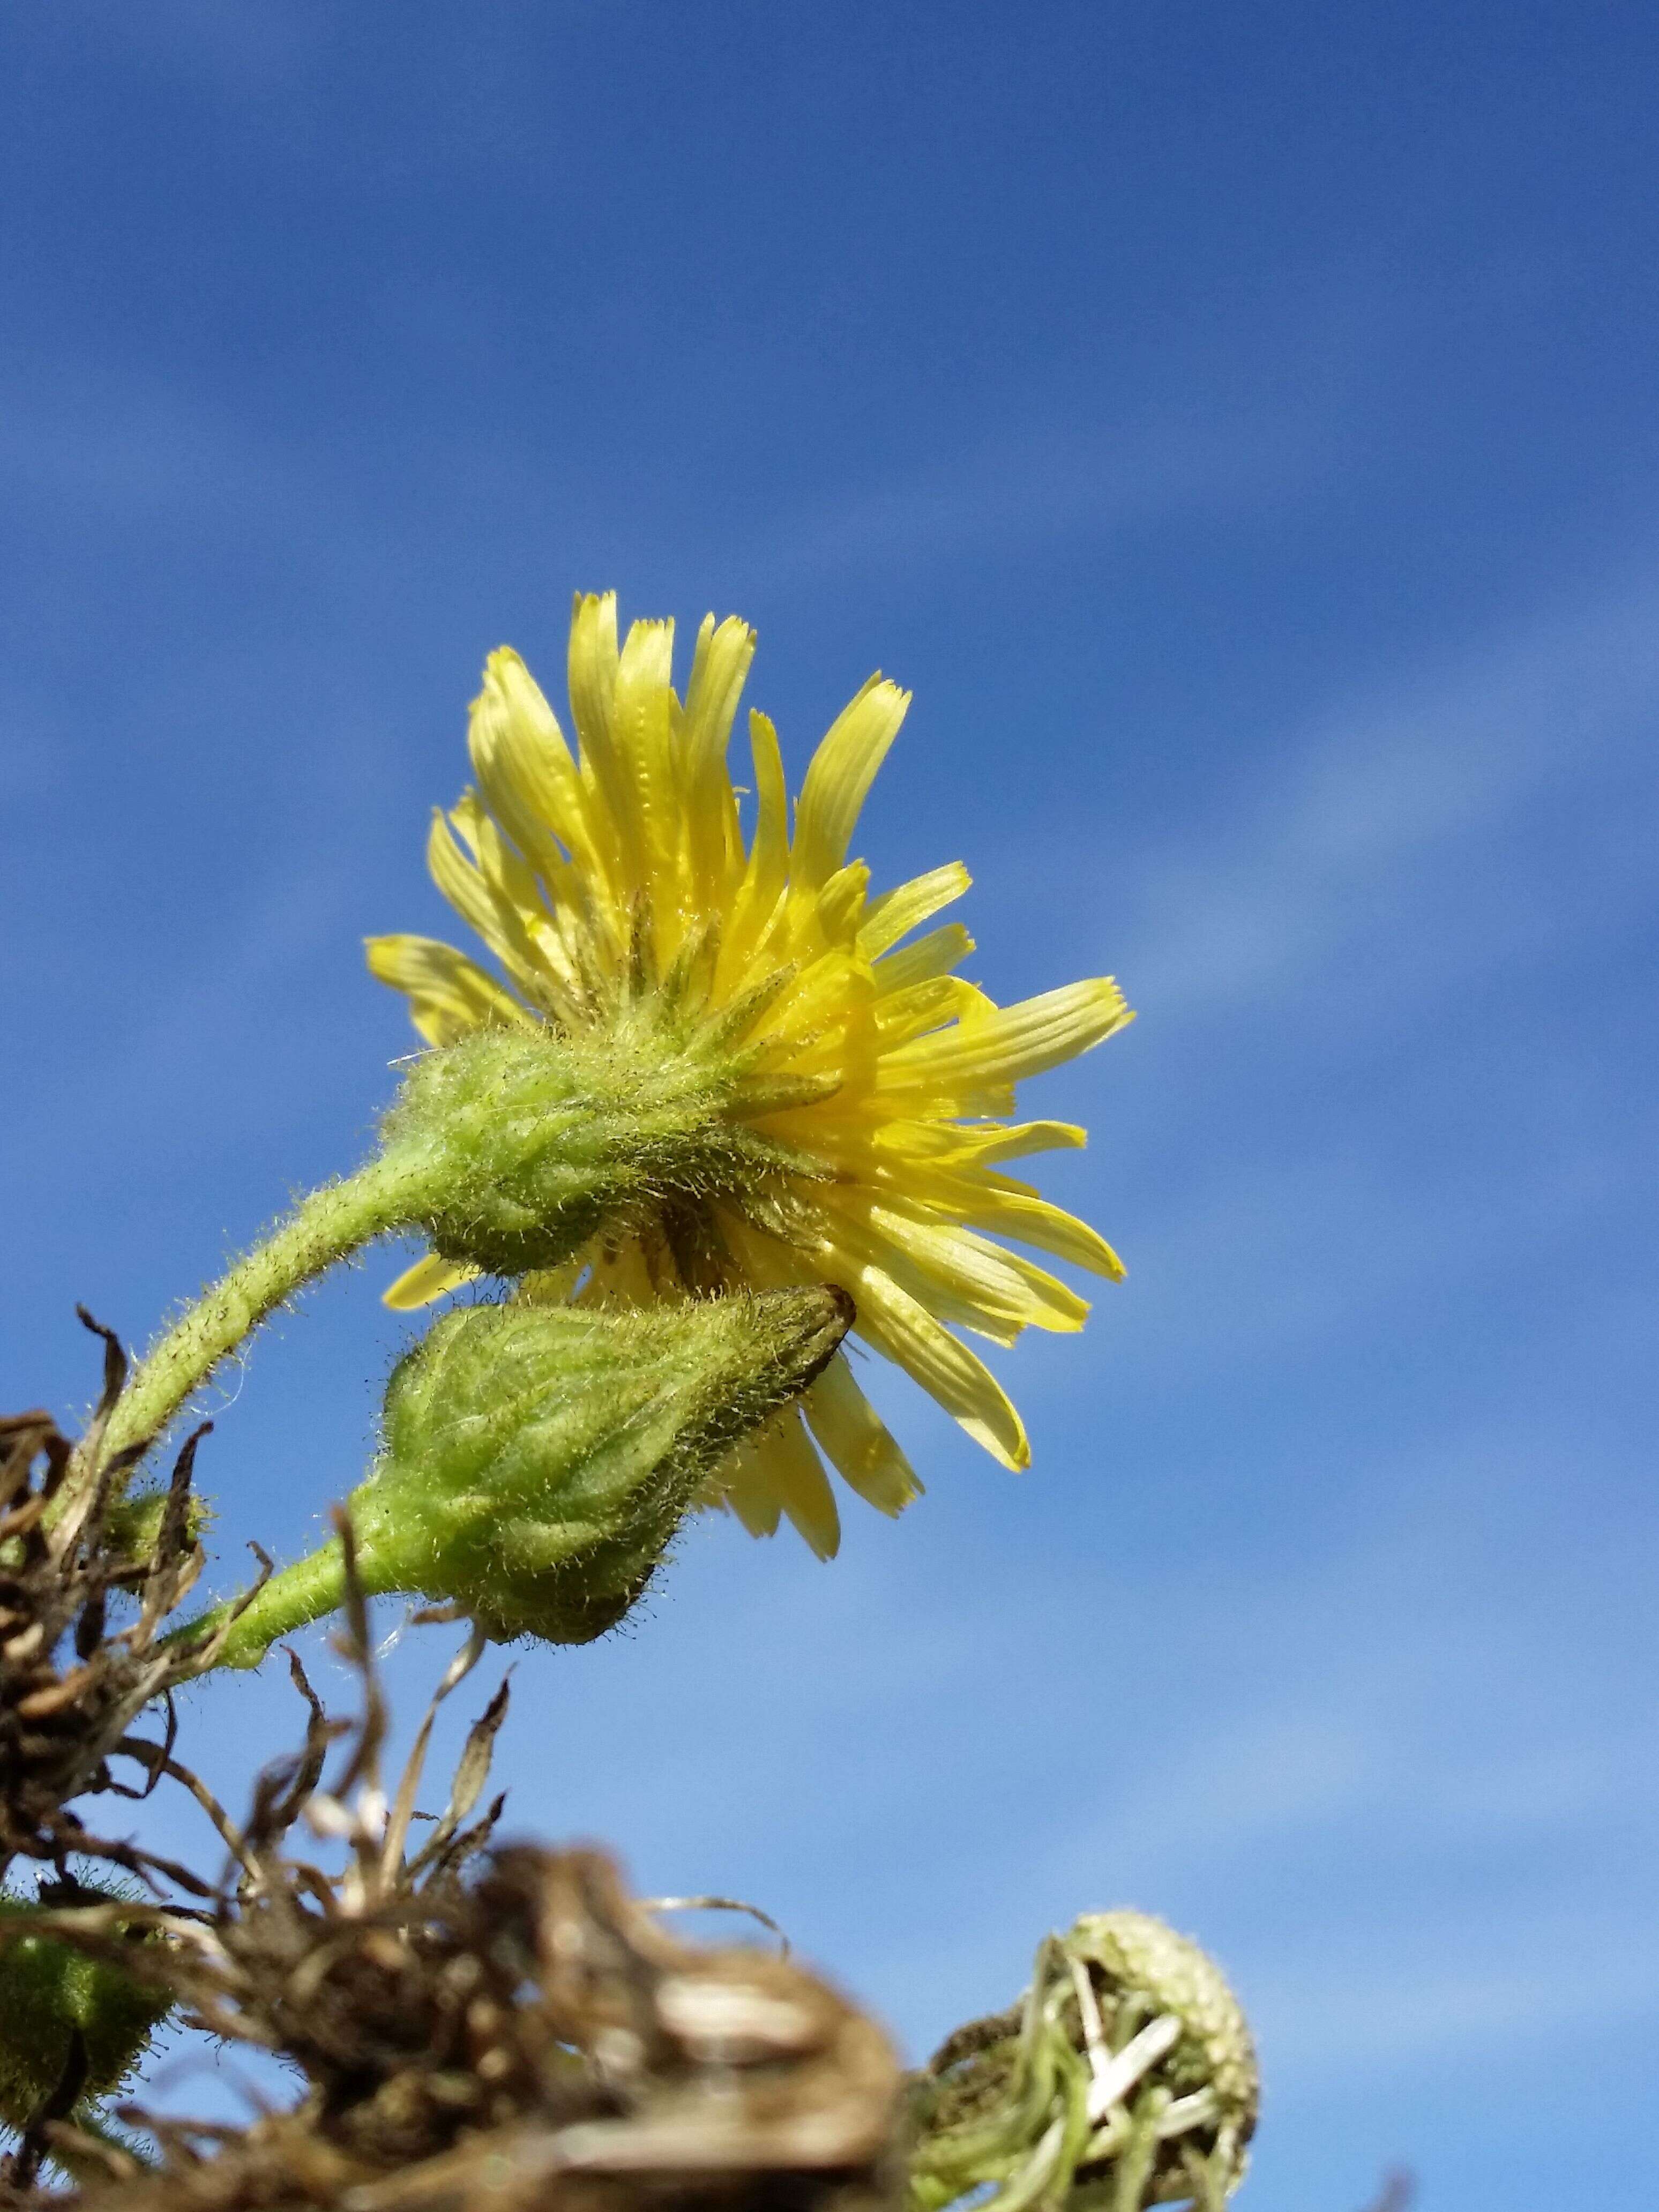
2, 5, 1655, 2204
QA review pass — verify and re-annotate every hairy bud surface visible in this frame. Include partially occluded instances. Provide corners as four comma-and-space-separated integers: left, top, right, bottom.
208, 1284, 853, 1665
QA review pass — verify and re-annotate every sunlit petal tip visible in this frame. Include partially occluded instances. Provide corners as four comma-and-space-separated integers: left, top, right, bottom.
364, 933, 531, 1044
967, 1417, 1030, 1474
478, 642, 522, 689
860, 861, 975, 958
424, 804, 457, 872
383, 1252, 482, 1311
363, 931, 407, 984
791, 1511, 840, 1561
724, 1485, 783, 1541
792, 676, 911, 889
802, 1359, 922, 1518
684, 615, 759, 781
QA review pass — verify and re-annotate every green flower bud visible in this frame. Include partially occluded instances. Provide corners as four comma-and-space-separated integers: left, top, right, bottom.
205, 1284, 852, 1667
908, 1909, 1257, 2212
383, 1020, 822, 1281
101, 1484, 212, 1581
0, 1887, 170, 2133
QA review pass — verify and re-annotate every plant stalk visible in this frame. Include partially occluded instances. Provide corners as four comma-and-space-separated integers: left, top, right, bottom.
186, 1540, 357, 1671
102, 1146, 439, 1464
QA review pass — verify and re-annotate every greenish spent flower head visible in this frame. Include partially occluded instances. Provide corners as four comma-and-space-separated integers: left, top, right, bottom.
0, 1890, 171, 2132
205, 1283, 853, 1667
907, 1909, 1257, 2212
1068, 1910, 1258, 2147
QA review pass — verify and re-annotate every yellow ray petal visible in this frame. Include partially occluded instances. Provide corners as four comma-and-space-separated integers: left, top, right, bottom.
802, 1355, 921, 1517
879, 977, 1132, 1095
821, 1194, 1085, 1344
872, 975, 990, 1051
721, 710, 791, 981
815, 861, 870, 946
859, 862, 971, 958
566, 591, 637, 873
447, 789, 594, 1019
383, 1252, 482, 1310
425, 808, 551, 1006
683, 612, 757, 783
682, 615, 756, 901
749, 946, 873, 1069
959, 1185, 1126, 1281
791, 676, 910, 892
864, 1118, 1087, 1170
612, 616, 679, 893
961, 1119, 1088, 1164
364, 933, 533, 1045
468, 647, 616, 901
824, 1254, 1030, 1470
872, 921, 975, 997
719, 1437, 783, 1538
752, 1407, 842, 1559
874, 1205, 1092, 1335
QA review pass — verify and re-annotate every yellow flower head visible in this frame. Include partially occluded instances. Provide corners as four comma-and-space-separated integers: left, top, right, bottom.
368, 594, 1132, 1558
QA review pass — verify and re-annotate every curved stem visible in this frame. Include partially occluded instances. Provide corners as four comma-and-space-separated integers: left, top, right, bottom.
184, 1538, 358, 1672
104, 1145, 438, 1465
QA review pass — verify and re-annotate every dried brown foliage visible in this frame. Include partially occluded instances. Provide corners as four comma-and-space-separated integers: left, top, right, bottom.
8, 1529, 901, 2212
0, 1312, 263, 1891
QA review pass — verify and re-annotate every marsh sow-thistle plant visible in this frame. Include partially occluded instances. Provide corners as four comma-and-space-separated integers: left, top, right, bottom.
116, 591, 1132, 1655
0, 593, 1263, 2210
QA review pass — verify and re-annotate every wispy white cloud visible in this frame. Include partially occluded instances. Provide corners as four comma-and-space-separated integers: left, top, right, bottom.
0, 346, 302, 519
835, 1445, 1659, 2074
1254, 1928, 1659, 2078
742, 400, 1325, 592
949, 555, 1659, 1398
84, 0, 323, 94
1110, 564, 1659, 1019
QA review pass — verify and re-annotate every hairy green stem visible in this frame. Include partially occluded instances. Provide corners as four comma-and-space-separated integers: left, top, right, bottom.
103, 1146, 439, 1464
188, 1540, 356, 1670
103, 1022, 774, 1473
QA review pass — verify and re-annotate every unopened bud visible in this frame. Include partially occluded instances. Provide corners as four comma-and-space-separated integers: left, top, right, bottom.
102, 1484, 212, 1580
207, 1284, 853, 1667
908, 1908, 1257, 2212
